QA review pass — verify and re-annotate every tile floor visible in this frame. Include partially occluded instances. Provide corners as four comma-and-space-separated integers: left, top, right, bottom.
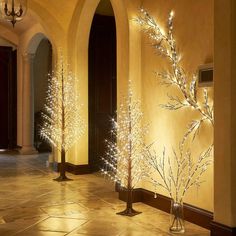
0, 152, 210, 236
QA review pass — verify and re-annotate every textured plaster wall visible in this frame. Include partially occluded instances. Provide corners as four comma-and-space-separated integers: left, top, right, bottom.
140, 0, 214, 212
0, 37, 16, 49
214, 0, 236, 227
0, 25, 18, 45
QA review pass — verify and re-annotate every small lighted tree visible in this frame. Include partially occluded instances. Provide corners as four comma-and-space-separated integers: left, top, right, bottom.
40, 57, 85, 181
101, 82, 150, 216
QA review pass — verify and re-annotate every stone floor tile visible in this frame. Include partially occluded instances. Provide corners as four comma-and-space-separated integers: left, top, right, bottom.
41, 203, 89, 217
15, 230, 66, 236
28, 217, 88, 233
71, 219, 124, 236
0, 153, 210, 236
0, 216, 48, 236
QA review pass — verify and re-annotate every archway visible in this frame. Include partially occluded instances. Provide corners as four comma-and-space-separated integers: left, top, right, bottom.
33, 38, 52, 152
67, 0, 131, 166
0, 37, 17, 150
88, 0, 117, 171
20, 32, 53, 154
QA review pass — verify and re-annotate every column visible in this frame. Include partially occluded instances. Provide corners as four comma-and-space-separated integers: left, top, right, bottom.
212, 0, 236, 234
20, 53, 38, 155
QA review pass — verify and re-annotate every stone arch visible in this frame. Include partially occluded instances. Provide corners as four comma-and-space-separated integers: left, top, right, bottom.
68, 0, 103, 95
19, 30, 53, 154
67, 0, 132, 165
22, 25, 56, 59
27, 32, 48, 54
28, 0, 65, 51
68, 0, 129, 86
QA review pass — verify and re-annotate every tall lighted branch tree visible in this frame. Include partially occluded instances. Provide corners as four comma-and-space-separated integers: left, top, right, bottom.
136, 8, 214, 143
41, 57, 85, 181
135, 9, 214, 233
101, 82, 150, 216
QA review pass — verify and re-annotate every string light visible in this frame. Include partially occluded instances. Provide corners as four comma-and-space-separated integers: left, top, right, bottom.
101, 81, 151, 216
40, 55, 85, 164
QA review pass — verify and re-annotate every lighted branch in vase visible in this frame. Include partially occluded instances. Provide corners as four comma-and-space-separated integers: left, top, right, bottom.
101, 82, 151, 216
135, 8, 214, 142
145, 143, 213, 233
40, 56, 85, 181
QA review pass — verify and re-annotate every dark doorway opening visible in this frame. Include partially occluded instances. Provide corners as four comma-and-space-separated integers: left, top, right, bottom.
0, 46, 17, 150
33, 39, 52, 153
89, 11, 117, 171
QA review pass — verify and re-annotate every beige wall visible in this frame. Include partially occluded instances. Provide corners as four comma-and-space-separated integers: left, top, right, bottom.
140, 0, 214, 212
0, 37, 16, 49
214, 0, 236, 227
0, 24, 18, 45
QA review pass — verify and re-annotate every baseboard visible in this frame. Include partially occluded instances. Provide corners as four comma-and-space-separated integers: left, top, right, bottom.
118, 188, 143, 203
211, 221, 236, 236
183, 202, 213, 230
141, 188, 171, 213
57, 162, 91, 175
118, 188, 213, 230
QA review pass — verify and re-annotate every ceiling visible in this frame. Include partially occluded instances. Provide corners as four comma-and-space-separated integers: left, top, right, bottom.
0, 0, 114, 38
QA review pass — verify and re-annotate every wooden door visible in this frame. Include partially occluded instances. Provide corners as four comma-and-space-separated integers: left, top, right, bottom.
89, 14, 117, 171
9, 50, 17, 149
0, 46, 17, 149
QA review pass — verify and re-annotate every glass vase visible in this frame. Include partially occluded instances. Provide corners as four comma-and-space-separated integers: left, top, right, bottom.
169, 199, 185, 234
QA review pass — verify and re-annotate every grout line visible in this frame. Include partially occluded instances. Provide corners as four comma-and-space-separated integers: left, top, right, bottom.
12, 216, 50, 236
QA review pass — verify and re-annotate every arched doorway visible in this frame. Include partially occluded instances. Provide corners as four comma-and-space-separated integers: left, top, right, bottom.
67, 0, 133, 167
88, 0, 117, 171
20, 32, 53, 155
33, 38, 52, 152
0, 37, 17, 150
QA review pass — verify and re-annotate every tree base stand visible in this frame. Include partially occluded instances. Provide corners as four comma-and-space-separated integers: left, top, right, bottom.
53, 175, 73, 182
116, 208, 141, 217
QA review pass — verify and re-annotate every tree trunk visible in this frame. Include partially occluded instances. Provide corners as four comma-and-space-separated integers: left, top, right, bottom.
53, 148, 72, 181
116, 187, 141, 217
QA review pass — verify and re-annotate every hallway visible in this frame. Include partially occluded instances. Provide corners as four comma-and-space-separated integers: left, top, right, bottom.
0, 153, 209, 236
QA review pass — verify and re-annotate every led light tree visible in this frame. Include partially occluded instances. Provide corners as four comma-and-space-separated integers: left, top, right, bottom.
135, 8, 214, 142
40, 57, 85, 181
101, 82, 150, 216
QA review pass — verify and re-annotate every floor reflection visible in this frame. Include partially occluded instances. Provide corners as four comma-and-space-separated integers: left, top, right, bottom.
0, 153, 210, 236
